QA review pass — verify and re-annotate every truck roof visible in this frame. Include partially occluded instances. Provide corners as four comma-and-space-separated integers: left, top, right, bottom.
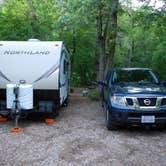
114, 68, 151, 71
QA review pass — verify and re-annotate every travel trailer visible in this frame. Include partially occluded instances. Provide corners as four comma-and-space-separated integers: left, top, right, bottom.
0, 40, 70, 123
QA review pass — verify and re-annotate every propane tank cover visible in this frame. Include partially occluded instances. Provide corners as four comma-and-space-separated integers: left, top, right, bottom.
6, 84, 33, 109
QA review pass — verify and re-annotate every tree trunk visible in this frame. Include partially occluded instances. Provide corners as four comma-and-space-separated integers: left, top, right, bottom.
96, 0, 119, 79
96, 1, 105, 80
106, 0, 119, 73
71, 28, 76, 71
128, 11, 135, 67
98, 38, 105, 80
27, 0, 38, 38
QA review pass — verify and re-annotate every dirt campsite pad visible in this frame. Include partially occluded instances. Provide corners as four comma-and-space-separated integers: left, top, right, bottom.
0, 91, 166, 166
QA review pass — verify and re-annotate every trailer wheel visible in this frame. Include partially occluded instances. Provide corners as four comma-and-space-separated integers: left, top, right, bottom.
53, 104, 60, 117
53, 109, 59, 117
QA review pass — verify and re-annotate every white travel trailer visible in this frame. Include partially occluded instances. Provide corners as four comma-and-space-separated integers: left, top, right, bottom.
0, 40, 70, 120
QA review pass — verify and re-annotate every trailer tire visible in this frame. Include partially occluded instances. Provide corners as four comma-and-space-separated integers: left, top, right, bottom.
53, 110, 59, 117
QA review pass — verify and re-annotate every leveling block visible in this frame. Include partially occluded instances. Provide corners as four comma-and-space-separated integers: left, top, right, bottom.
10, 127, 23, 133
0, 117, 8, 122
45, 118, 55, 124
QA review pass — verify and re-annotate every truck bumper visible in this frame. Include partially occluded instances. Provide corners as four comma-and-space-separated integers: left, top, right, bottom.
111, 107, 166, 125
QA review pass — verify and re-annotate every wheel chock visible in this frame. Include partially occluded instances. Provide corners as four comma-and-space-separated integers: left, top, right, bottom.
45, 118, 55, 124
0, 117, 8, 122
10, 127, 23, 133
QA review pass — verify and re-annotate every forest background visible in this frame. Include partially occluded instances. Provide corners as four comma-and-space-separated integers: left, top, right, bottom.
0, 0, 165, 86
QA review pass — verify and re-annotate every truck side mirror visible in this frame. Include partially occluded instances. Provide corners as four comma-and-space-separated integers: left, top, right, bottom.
161, 80, 166, 87
93, 80, 108, 87
163, 80, 166, 87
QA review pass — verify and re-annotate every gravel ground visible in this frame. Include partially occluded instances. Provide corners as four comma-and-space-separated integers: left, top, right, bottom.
0, 92, 166, 166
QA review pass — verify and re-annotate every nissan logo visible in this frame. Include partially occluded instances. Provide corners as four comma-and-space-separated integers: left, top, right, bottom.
144, 99, 151, 106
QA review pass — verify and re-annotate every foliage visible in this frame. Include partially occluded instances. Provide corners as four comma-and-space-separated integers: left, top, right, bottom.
0, 0, 165, 86
0, 0, 96, 86
115, 5, 166, 79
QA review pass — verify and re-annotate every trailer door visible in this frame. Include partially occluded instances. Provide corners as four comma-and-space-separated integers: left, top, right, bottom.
59, 51, 69, 105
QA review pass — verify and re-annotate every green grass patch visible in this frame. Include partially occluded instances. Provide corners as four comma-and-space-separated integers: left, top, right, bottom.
88, 88, 100, 101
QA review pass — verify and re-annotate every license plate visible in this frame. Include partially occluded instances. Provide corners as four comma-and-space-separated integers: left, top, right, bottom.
141, 116, 155, 123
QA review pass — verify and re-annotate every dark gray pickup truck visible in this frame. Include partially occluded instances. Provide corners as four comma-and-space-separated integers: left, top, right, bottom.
97, 68, 166, 130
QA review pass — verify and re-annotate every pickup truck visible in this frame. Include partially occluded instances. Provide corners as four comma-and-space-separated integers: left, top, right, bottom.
97, 68, 166, 130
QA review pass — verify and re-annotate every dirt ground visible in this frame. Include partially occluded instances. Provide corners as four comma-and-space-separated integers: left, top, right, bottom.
0, 91, 166, 166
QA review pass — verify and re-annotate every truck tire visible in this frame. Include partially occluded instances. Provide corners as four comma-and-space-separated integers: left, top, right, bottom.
105, 103, 117, 130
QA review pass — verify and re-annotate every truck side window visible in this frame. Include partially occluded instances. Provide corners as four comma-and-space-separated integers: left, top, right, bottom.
112, 71, 117, 83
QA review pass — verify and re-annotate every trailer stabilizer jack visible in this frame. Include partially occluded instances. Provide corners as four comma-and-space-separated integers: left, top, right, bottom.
10, 114, 23, 133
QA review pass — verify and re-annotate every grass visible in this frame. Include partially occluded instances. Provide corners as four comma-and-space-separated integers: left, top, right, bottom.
88, 88, 101, 101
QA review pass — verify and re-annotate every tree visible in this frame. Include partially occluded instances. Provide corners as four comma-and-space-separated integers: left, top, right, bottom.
115, 2, 166, 79
0, 0, 165, 86
96, 0, 119, 80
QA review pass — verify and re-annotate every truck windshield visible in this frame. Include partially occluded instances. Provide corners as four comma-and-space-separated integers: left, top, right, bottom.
112, 69, 159, 84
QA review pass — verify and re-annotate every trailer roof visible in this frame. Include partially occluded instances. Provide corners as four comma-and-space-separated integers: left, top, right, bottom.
0, 41, 65, 88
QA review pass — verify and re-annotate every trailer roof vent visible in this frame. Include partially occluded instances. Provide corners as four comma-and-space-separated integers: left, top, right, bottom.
28, 39, 40, 42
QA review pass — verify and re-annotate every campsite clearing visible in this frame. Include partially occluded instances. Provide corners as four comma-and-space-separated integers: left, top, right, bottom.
0, 90, 166, 166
